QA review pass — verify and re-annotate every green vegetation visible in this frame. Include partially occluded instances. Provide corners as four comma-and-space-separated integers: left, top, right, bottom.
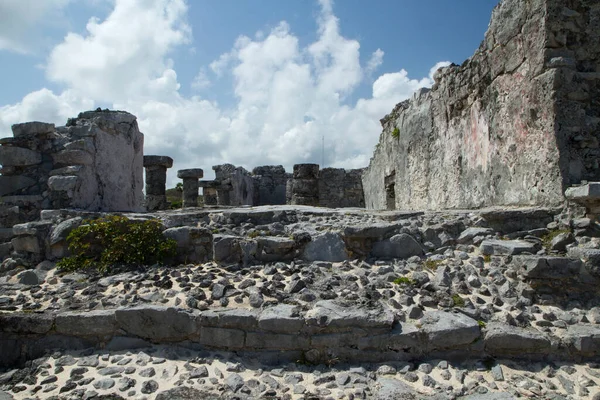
478, 320, 487, 328
451, 294, 465, 307
57, 215, 177, 274
391, 127, 400, 138
393, 276, 415, 286
424, 259, 443, 271
541, 228, 570, 251
166, 184, 182, 209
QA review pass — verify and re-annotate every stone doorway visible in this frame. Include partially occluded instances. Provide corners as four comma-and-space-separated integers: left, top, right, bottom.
385, 171, 396, 210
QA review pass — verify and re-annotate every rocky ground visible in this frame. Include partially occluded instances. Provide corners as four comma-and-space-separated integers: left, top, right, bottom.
1, 205, 600, 399
2, 346, 600, 399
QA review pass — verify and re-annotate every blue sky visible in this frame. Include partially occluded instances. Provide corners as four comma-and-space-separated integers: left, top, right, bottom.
0, 0, 498, 183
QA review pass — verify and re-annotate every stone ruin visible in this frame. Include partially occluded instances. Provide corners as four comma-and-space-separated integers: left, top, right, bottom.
2, 0, 600, 398
200, 163, 364, 208
363, 0, 600, 211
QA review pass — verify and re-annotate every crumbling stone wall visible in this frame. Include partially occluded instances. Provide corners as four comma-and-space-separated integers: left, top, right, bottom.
0, 110, 144, 260
318, 168, 365, 208
252, 165, 289, 206
212, 164, 257, 206
0, 110, 144, 248
363, 0, 600, 210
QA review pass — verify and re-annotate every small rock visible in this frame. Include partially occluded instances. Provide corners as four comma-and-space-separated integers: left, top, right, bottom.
140, 380, 159, 394
93, 378, 115, 390
226, 373, 245, 392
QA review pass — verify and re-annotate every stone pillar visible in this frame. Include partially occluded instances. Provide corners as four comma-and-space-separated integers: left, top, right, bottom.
143, 155, 173, 211
177, 169, 204, 208
216, 182, 232, 206
199, 180, 219, 206
291, 163, 319, 206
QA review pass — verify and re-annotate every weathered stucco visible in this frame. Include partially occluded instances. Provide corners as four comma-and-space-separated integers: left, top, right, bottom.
363, 0, 600, 210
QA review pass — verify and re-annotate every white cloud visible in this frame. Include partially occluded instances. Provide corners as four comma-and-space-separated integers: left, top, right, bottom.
191, 69, 211, 90
366, 48, 384, 75
0, 0, 71, 53
0, 0, 445, 186
0, 88, 94, 134
46, 0, 191, 103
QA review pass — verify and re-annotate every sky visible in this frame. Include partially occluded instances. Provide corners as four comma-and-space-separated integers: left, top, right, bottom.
0, 0, 498, 185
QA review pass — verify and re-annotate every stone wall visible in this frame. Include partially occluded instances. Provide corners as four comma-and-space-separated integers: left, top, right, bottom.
0, 110, 144, 214
212, 164, 257, 206
0, 110, 144, 260
363, 0, 600, 210
252, 165, 289, 206
319, 168, 365, 208
209, 164, 364, 208
1, 303, 598, 369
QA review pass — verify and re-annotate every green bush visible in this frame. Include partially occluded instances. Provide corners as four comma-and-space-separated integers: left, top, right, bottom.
452, 294, 465, 307
393, 276, 415, 286
56, 215, 177, 274
391, 127, 400, 138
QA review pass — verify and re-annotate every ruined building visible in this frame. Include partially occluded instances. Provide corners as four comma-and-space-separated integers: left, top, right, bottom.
363, 0, 600, 210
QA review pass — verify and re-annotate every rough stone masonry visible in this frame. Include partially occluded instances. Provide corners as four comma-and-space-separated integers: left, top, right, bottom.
363, 0, 600, 210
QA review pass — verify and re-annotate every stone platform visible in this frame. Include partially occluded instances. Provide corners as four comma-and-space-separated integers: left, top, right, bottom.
1, 205, 600, 398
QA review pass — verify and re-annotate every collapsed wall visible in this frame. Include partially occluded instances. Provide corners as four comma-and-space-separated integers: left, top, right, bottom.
0, 110, 144, 215
363, 0, 600, 210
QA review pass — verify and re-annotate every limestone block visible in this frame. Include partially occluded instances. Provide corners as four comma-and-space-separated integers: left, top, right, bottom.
371, 233, 424, 259
48, 176, 78, 192
258, 304, 304, 333
212, 235, 243, 265
177, 169, 204, 179
55, 310, 117, 336
562, 325, 600, 356
163, 226, 213, 264
512, 256, 583, 280
144, 155, 173, 168
256, 236, 296, 262
0, 176, 36, 196
302, 232, 348, 262
246, 332, 309, 350
52, 149, 93, 165
195, 326, 245, 349
305, 300, 394, 333
11, 121, 55, 137
293, 164, 319, 179
421, 311, 480, 350
49, 166, 82, 176
11, 236, 40, 253
0, 146, 41, 166
484, 322, 551, 355
480, 239, 539, 255
115, 306, 196, 341
0, 312, 54, 334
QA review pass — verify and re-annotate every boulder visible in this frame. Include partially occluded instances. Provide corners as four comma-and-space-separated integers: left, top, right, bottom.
302, 232, 348, 262
370, 233, 424, 259
480, 239, 539, 255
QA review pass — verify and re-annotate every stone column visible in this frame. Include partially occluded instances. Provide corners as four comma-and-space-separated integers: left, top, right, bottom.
199, 180, 218, 206
143, 155, 173, 211
291, 163, 319, 206
177, 169, 204, 208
